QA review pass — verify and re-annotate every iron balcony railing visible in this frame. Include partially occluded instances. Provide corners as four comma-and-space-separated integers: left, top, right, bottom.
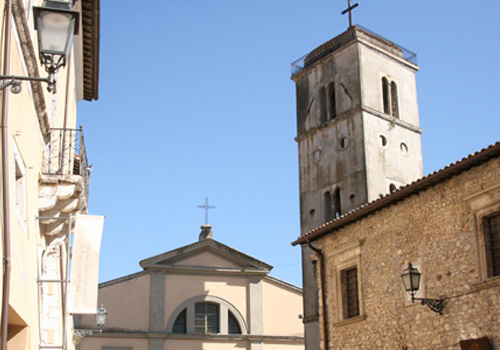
291, 24, 418, 76
43, 127, 90, 198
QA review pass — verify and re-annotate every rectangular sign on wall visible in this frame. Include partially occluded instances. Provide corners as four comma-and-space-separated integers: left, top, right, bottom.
68, 215, 104, 314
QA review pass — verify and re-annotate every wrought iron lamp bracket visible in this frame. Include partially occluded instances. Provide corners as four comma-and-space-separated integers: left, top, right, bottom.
73, 328, 102, 344
412, 296, 444, 315
0, 74, 53, 94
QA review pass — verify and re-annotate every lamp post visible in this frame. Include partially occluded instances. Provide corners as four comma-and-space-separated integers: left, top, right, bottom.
0, 0, 79, 93
401, 263, 445, 315
73, 305, 107, 344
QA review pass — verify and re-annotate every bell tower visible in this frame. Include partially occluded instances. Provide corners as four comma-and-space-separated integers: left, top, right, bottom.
291, 25, 423, 349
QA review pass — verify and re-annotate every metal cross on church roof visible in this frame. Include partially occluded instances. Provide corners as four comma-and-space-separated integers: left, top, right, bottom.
197, 197, 215, 225
341, 0, 359, 28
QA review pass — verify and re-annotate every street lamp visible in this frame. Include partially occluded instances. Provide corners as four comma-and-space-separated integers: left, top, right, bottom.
73, 305, 107, 344
0, 0, 79, 93
401, 263, 445, 315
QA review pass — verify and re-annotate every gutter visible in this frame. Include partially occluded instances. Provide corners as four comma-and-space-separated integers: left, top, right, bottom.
1, 0, 13, 348
307, 240, 328, 350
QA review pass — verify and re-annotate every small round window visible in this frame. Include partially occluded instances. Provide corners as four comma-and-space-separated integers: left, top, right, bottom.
379, 135, 387, 147
400, 142, 409, 154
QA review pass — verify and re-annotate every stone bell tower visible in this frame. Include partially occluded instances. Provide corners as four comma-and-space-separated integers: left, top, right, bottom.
291, 25, 423, 349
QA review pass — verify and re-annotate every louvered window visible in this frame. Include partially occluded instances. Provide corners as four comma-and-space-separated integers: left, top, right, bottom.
484, 213, 500, 277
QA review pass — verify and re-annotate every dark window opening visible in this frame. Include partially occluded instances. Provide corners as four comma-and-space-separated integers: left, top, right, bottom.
195, 302, 219, 334
389, 183, 397, 193
333, 187, 341, 219
172, 308, 187, 333
228, 311, 241, 334
484, 213, 500, 277
391, 81, 399, 118
341, 266, 360, 319
382, 77, 390, 114
329, 82, 336, 120
324, 191, 333, 223
319, 87, 327, 124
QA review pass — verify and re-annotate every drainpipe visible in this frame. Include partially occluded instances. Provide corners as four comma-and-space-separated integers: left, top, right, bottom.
1, 0, 13, 349
307, 239, 329, 350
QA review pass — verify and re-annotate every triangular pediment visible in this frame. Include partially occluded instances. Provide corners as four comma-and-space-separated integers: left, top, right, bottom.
139, 239, 272, 274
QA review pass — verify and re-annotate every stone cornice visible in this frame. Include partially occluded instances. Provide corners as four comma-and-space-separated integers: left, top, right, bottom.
295, 104, 422, 142
88, 330, 304, 342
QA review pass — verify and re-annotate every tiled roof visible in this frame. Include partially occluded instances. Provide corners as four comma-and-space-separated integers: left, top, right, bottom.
292, 141, 500, 246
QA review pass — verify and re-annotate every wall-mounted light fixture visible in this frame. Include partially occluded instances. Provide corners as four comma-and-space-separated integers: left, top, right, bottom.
73, 305, 107, 344
0, 0, 79, 93
401, 263, 444, 315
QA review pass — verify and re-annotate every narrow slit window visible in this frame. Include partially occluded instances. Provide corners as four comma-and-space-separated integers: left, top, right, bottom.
329, 82, 336, 120
390, 81, 399, 118
333, 187, 341, 219
319, 87, 327, 124
382, 77, 390, 114
324, 191, 333, 223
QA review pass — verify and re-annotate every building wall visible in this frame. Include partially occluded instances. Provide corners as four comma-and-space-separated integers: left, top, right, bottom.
315, 157, 500, 349
0, 0, 96, 349
262, 279, 303, 336
78, 264, 304, 350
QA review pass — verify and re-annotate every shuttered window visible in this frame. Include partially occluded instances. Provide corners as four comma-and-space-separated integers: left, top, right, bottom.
484, 213, 500, 277
341, 266, 360, 319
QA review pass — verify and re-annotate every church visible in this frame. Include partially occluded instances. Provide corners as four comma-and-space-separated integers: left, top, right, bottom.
290, 4, 499, 350
75, 225, 304, 350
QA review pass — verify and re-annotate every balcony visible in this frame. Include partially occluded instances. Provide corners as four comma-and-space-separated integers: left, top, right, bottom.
38, 128, 91, 236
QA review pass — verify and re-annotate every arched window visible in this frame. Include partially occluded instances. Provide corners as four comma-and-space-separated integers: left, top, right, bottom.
333, 187, 341, 219
319, 87, 327, 124
389, 183, 397, 193
195, 302, 219, 334
168, 296, 246, 335
324, 191, 333, 223
382, 77, 390, 114
172, 308, 187, 333
390, 81, 399, 118
328, 82, 336, 120
228, 311, 241, 334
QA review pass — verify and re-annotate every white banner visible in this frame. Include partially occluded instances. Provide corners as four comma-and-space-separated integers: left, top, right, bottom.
68, 215, 104, 314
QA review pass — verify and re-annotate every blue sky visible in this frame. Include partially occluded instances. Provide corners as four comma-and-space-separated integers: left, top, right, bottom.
78, 1, 500, 288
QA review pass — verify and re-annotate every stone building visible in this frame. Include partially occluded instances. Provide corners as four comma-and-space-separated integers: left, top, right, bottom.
290, 25, 423, 349
293, 142, 500, 350
0, 0, 100, 349
76, 225, 304, 350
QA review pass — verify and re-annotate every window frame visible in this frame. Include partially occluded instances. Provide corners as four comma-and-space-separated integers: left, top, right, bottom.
465, 183, 500, 282
482, 212, 500, 278
167, 295, 247, 336
331, 241, 364, 325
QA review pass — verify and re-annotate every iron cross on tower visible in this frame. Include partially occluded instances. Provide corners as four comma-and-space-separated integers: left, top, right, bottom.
198, 197, 215, 225
341, 0, 359, 28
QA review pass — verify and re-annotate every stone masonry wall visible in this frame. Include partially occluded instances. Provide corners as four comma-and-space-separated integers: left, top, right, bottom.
316, 157, 500, 350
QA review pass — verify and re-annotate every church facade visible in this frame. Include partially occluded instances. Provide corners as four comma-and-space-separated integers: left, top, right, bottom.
293, 142, 500, 350
76, 225, 304, 350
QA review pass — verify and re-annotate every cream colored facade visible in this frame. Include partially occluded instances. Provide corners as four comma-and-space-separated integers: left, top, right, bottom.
77, 226, 304, 350
0, 0, 100, 349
